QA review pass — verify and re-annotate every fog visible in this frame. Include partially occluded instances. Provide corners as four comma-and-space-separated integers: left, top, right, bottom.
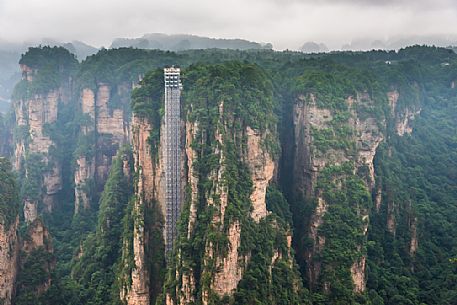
0, 0, 457, 50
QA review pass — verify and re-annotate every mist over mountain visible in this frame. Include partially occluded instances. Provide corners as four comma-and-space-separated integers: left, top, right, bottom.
111, 33, 273, 51
338, 34, 457, 51
0, 39, 98, 104
299, 42, 329, 53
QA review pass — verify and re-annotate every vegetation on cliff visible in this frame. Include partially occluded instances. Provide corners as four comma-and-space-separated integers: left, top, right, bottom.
367, 80, 457, 305
5, 45, 457, 305
160, 62, 307, 305
70, 147, 133, 305
12, 46, 78, 100
0, 157, 19, 227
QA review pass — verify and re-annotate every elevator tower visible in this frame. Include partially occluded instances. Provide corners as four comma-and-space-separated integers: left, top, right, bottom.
164, 67, 182, 255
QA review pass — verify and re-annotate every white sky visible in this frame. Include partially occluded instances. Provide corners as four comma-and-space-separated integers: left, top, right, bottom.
0, 0, 456, 50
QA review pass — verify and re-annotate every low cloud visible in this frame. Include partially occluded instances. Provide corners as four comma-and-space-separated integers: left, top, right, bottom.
0, 0, 456, 50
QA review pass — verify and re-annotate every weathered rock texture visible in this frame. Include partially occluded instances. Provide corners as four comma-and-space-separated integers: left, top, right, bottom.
22, 219, 53, 255
19, 219, 54, 297
0, 219, 19, 305
13, 76, 63, 211
23, 199, 38, 223
165, 97, 289, 305
121, 115, 169, 305
388, 90, 421, 137
292, 92, 405, 293
245, 126, 275, 222
74, 84, 131, 213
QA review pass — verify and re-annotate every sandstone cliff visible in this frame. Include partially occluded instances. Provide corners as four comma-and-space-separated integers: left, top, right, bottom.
18, 219, 54, 296
291, 90, 414, 293
13, 65, 64, 212
0, 158, 20, 305
166, 96, 299, 304
74, 83, 131, 213
0, 219, 19, 305
120, 115, 168, 305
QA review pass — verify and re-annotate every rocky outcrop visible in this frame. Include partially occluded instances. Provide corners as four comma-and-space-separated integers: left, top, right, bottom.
122, 116, 168, 305
293, 94, 337, 198
388, 90, 421, 136
12, 61, 76, 213
395, 107, 421, 136
167, 97, 285, 304
74, 88, 96, 213
19, 219, 54, 297
13, 84, 63, 211
23, 199, 38, 223
409, 216, 418, 256
122, 117, 153, 305
387, 199, 396, 234
185, 120, 199, 238
96, 84, 128, 144
0, 219, 19, 305
196, 124, 277, 299
74, 156, 95, 213
351, 255, 366, 293
22, 219, 53, 254
74, 84, 131, 213
95, 84, 130, 185
293, 93, 387, 293
20, 64, 34, 82
212, 221, 243, 296
352, 94, 384, 188
306, 196, 327, 285
245, 127, 275, 222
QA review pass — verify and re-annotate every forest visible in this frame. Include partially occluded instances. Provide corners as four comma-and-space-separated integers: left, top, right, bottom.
0, 45, 456, 305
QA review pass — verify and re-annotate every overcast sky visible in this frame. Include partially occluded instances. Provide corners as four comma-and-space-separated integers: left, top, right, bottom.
1, 0, 457, 50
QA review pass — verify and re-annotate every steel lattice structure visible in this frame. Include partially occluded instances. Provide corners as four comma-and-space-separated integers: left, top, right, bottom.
164, 67, 182, 255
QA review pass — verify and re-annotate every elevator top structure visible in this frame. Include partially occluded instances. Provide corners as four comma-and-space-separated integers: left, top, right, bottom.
164, 66, 182, 256
164, 66, 182, 89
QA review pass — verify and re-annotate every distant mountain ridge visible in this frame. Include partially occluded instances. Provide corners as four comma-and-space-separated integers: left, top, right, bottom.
300, 41, 329, 53
111, 33, 273, 51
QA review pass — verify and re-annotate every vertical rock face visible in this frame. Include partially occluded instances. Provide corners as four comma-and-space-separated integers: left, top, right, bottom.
409, 217, 418, 256
95, 84, 130, 184
23, 199, 38, 223
161, 63, 306, 305
293, 94, 347, 287
292, 95, 345, 196
168, 106, 292, 304
245, 126, 275, 222
350, 255, 367, 293
388, 89, 421, 137
74, 84, 131, 213
0, 115, 11, 158
185, 120, 199, 239
18, 219, 54, 298
13, 72, 63, 212
0, 158, 20, 305
22, 219, 53, 253
0, 219, 19, 305
74, 156, 95, 213
395, 107, 421, 137
74, 88, 96, 213
292, 93, 385, 292
211, 221, 243, 296
123, 117, 153, 305
122, 115, 167, 305
292, 88, 424, 294
13, 47, 78, 213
